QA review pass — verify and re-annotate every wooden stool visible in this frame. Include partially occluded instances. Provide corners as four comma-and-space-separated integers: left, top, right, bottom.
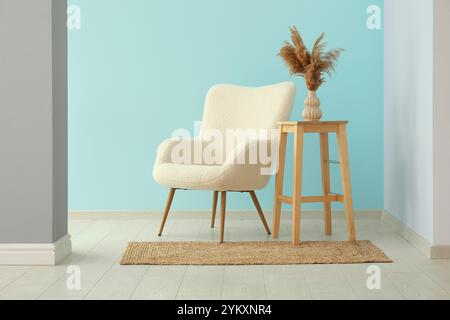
272, 121, 357, 246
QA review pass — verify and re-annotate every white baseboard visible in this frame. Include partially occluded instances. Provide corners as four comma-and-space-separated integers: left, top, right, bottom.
69, 210, 382, 220
381, 210, 450, 259
430, 245, 450, 259
0, 235, 72, 266
381, 210, 432, 258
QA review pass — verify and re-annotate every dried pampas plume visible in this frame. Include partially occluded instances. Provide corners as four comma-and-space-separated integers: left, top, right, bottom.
279, 26, 343, 91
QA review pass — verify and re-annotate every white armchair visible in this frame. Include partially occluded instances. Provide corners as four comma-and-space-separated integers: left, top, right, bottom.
153, 82, 296, 242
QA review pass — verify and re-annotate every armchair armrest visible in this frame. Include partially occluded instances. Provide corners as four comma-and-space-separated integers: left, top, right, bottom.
155, 138, 199, 166
223, 135, 279, 176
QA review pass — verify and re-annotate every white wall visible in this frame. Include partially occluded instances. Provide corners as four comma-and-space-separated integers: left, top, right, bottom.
384, 0, 435, 243
433, 0, 450, 246
385, 0, 450, 248
0, 0, 68, 244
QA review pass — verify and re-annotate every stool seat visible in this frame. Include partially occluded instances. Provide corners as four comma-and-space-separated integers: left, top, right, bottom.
272, 121, 357, 246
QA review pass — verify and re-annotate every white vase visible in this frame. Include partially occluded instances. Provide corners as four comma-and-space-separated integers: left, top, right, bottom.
303, 90, 322, 122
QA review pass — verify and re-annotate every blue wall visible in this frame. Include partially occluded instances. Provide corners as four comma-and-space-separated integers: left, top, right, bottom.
69, 0, 383, 211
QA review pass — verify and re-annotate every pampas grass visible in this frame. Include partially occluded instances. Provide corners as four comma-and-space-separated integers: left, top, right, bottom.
279, 26, 343, 91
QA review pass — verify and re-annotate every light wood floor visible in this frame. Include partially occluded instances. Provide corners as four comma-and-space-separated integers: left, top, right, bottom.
1, 212, 449, 300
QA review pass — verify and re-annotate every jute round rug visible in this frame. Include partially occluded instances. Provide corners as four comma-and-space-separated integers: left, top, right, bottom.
120, 241, 392, 266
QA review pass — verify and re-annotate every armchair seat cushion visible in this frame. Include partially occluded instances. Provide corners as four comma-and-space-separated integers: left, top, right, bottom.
153, 162, 269, 191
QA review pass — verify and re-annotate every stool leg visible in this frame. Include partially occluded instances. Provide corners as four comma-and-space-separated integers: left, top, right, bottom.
273, 131, 288, 239
292, 127, 305, 246
337, 125, 357, 241
320, 133, 333, 236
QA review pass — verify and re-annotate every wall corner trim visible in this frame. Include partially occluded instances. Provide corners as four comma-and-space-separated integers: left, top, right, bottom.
0, 235, 72, 266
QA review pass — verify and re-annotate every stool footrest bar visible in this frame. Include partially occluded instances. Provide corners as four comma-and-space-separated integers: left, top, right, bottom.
278, 194, 344, 204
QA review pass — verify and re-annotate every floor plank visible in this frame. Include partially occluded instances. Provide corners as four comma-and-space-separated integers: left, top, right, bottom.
84, 262, 148, 300
388, 272, 450, 300
301, 265, 358, 299
68, 220, 94, 237
222, 266, 266, 300
176, 266, 225, 300
416, 260, 450, 291
131, 266, 186, 300
263, 266, 310, 300
0, 267, 30, 292
311, 289, 358, 300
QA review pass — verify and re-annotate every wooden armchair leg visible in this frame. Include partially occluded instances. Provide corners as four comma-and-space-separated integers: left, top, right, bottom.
158, 188, 176, 237
250, 191, 272, 235
220, 192, 227, 243
211, 191, 219, 228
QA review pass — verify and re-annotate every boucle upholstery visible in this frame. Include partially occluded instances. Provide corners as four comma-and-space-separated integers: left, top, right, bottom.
153, 82, 296, 191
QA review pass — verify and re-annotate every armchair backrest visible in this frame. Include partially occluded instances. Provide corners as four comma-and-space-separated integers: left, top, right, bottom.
200, 82, 296, 137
